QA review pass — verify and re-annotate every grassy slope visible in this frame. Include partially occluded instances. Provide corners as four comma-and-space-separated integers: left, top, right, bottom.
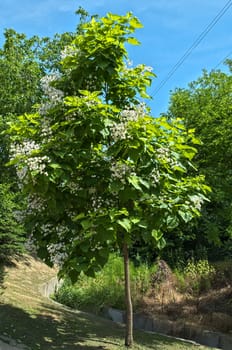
0, 255, 213, 350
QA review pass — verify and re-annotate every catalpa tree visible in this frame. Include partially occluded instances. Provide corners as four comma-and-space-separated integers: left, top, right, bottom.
8, 13, 210, 347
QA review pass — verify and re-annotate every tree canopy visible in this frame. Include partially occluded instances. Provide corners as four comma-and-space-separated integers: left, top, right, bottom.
167, 61, 232, 255
7, 12, 210, 346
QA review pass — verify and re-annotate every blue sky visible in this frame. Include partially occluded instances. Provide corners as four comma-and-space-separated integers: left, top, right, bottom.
0, 0, 231, 116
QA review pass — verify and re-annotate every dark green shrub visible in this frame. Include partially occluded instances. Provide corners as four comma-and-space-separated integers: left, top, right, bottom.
0, 183, 25, 262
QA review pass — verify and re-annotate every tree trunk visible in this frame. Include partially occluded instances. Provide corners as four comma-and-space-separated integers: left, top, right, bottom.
123, 242, 133, 347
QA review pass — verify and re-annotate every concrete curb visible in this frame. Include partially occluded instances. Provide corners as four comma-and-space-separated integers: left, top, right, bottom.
102, 307, 232, 350
39, 276, 63, 298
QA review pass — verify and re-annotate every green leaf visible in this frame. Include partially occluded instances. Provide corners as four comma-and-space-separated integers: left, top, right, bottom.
109, 180, 123, 193
130, 17, 143, 29
81, 219, 92, 230
73, 213, 85, 221
139, 178, 150, 189
151, 229, 163, 242
80, 242, 90, 253
138, 221, 148, 229
128, 175, 142, 191
157, 237, 166, 250
49, 163, 62, 169
117, 218, 131, 232
178, 210, 193, 223
166, 215, 179, 229
131, 217, 140, 225
127, 37, 140, 45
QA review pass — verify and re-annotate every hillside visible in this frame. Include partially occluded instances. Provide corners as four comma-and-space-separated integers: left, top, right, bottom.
0, 254, 213, 350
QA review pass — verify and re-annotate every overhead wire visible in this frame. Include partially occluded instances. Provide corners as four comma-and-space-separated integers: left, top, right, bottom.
213, 50, 232, 69
151, 0, 232, 97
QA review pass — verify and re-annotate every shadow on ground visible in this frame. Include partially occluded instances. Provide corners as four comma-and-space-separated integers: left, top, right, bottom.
0, 302, 187, 350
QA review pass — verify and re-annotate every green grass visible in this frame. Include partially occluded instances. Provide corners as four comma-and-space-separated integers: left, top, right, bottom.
0, 255, 213, 349
54, 254, 156, 313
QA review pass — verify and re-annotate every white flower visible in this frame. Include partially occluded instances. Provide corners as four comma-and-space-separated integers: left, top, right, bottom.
189, 195, 204, 211
10, 140, 40, 159
110, 162, 132, 184
47, 242, 68, 266
110, 122, 128, 141
142, 65, 153, 73
26, 155, 50, 175
61, 46, 79, 60
11, 140, 51, 177
41, 120, 53, 142
27, 195, 46, 214
156, 147, 170, 160
39, 73, 64, 115
150, 168, 160, 185
24, 234, 37, 252
110, 104, 146, 142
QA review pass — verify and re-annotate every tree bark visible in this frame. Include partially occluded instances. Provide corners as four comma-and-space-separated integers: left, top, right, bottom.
123, 242, 133, 347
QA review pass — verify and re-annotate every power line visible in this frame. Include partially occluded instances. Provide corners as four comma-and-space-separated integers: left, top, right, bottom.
151, 0, 232, 97
213, 50, 232, 69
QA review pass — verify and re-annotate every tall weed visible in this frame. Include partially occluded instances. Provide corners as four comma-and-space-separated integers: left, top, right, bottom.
54, 254, 156, 313
175, 259, 215, 295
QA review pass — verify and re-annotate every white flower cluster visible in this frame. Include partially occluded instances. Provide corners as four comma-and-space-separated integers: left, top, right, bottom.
142, 65, 153, 74
38, 103, 53, 116
24, 234, 37, 252
13, 210, 24, 223
110, 162, 132, 184
41, 74, 64, 101
91, 195, 104, 211
42, 221, 74, 238
39, 74, 64, 115
110, 104, 146, 142
65, 113, 76, 122
61, 46, 79, 60
16, 167, 27, 183
47, 242, 68, 266
27, 194, 46, 214
11, 141, 50, 178
10, 140, 40, 159
67, 182, 81, 194
26, 155, 50, 175
156, 146, 179, 168
54, 223, 70, 238
150, 168, 161, 185
41, 120, 53, 142
40, 223, 53, 236
90, 194, 114, 212
189, 195, 204, 211
156, 147, 170, 161
65, 210, 76, 219
110, 122, 128, 141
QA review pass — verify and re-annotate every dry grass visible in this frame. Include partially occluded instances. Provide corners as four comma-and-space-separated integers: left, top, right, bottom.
140, 278, 232, 334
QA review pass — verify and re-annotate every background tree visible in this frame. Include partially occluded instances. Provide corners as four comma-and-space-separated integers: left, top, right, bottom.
8, 13, 209, 347
0, 7, 90, 183
0, 29, 45, 259
166, 62, 232, 260
0, 183, 25, 262
0, 17, 85, 260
